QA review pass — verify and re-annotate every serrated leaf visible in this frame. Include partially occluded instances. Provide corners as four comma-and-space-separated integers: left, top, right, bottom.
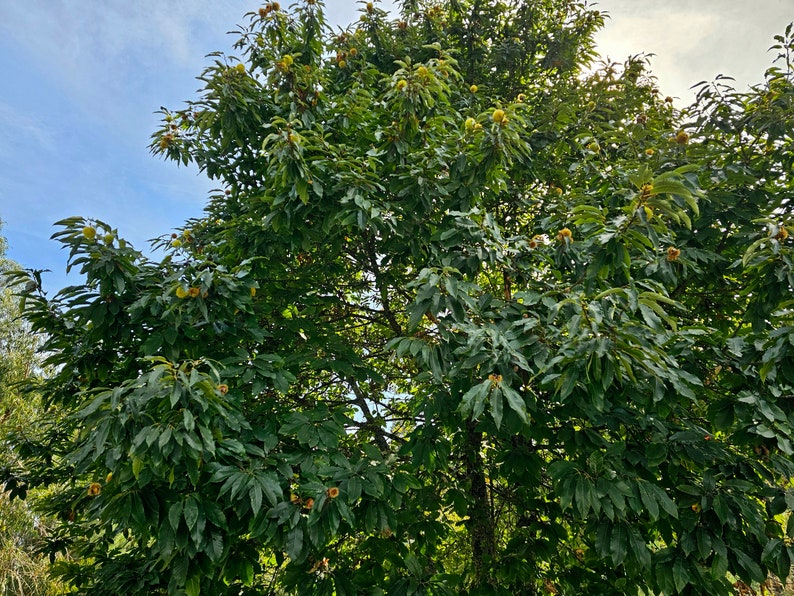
285, 526, 304, 561
638, 481, 659, 520
184, 497, 199, 531
610, 523, 628, 566
260, 474, 282, 507
631, 527, 651, 569
651, 484, 678, 519
502, 385, 529, 424
490, 388, 504, 428
697, 530, 712, 560
250, 484, 263, 514
169, 501, 183, 532
673, 557, 690, 593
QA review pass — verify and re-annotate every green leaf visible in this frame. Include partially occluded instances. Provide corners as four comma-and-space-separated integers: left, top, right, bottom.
183, 409, 195, 432
673, 557, 690, 593
651, 484, 678, 519
459, 381, 490, 420
250, 483, 263, 514
638, 481, 659, 520
557, 369, 578, 401
346, 476, 362, 502
185, 575, 200, 596
132, 456, 144, 480
575, 476, 593, 516
610, 523, 627, 566
645, 443, 667, 467
696, 530, 712, 560
169, 501, 183, 532
259, 474, 282, 507
207, 532, 224, 563
183, 497, 199, 531
404, 554, 423, 577
74, 391, 109, 418
285, 526, 304, 561
501, 385, 528, 424
490, 387, 504, 428
734, 547, 766, 583
762, 538, 782, 563
713, 494, 730, 524
630, 528, 651, 570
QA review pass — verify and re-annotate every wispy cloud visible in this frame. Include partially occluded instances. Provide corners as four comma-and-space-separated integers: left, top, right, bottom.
0, 2, 246, 138
0, 1, 241, 66
0, 100, 56, 156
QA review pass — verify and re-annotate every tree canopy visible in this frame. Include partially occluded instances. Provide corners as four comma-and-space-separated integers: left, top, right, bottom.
4, 2, 794, 594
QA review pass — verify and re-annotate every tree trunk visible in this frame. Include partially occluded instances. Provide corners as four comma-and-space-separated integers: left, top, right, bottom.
464, 420, 495, 587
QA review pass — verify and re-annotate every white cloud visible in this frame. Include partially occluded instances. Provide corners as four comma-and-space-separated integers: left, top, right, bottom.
593, 0, 794, 102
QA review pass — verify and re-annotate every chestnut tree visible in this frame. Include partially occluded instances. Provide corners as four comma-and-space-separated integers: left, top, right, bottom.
6, 3, 794, 594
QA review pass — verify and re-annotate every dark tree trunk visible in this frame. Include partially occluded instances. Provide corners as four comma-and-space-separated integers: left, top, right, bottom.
464, 420, 495, 587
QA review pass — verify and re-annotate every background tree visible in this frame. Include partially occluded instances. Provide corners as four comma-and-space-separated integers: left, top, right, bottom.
4, 2, 794, 594
0, 226, 63, 595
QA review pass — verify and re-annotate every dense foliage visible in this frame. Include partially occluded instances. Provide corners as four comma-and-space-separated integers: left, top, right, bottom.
4, 2, 794, 594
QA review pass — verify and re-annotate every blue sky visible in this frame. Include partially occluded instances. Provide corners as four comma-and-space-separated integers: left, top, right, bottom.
1, 0, 791, 292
